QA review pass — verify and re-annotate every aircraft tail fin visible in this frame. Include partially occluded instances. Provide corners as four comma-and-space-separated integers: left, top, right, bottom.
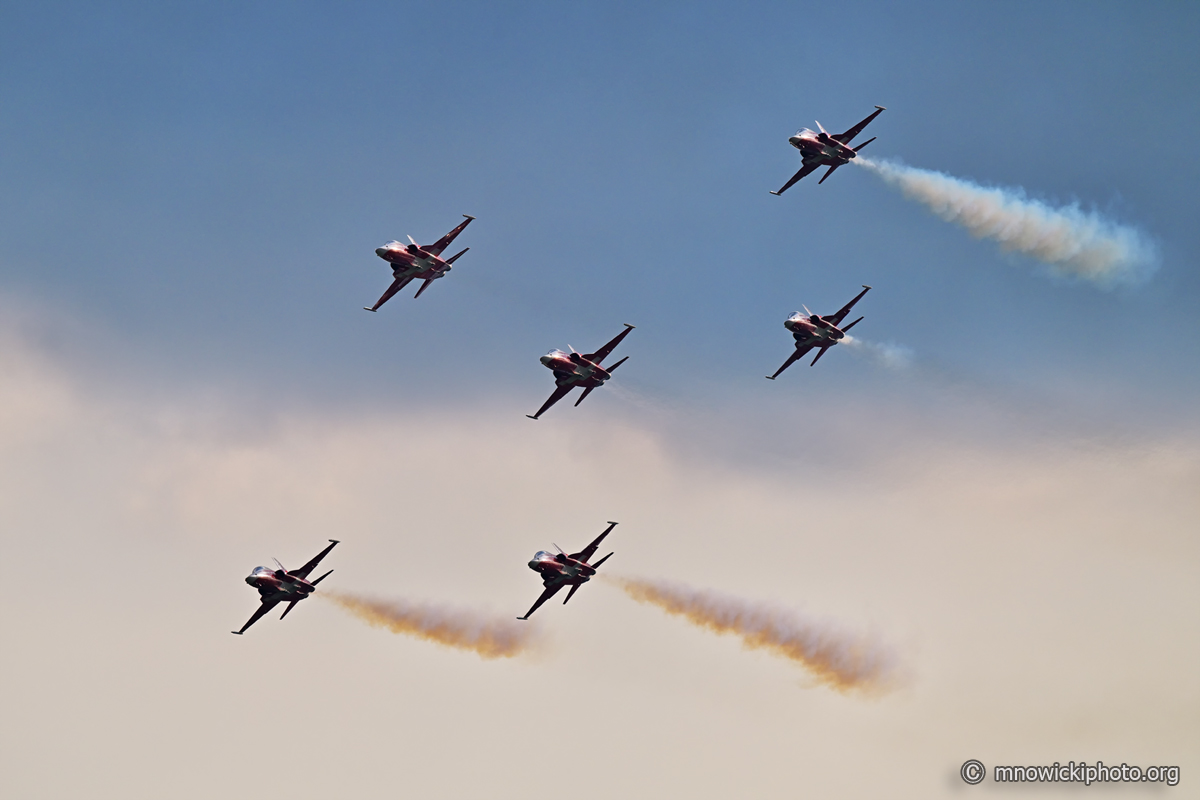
818, 164, 841, 184
563, 584, 581, 605
413, 277, 436, 298
279, 599, 301, 620
853, 137, 876, 152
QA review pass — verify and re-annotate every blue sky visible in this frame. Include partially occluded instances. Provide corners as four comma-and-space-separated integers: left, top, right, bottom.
1, 3, 1197, 798
3, 1, 1197, 410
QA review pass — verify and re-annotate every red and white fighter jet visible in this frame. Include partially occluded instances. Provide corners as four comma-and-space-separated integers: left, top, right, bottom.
364, 215, 475, 311
770, 106, 885, 195
766, 285, 871, 379
527, 324, 635, 420
518, 522, 617, 620
232, 539, 339, 635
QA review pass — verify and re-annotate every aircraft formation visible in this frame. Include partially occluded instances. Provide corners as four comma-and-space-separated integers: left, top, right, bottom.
234, 106, 888, 634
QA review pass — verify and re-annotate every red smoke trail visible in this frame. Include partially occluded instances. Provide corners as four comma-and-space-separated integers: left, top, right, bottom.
612, 577, 900, 693
322, 591, 537, 659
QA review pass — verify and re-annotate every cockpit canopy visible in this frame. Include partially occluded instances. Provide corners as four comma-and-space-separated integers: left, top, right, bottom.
251, 566, 274, 576
532, 550, 557, 562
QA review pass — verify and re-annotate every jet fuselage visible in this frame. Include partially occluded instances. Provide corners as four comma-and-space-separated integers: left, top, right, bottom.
785, 313, 847, 346
540, 351, 612, 387
375, 242, 451, 284
528, 551, 596, 586
789, 129, 858, 166
245, 566, 318, 602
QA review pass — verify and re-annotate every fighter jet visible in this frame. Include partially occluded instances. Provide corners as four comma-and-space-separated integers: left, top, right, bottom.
527, 324, 634, 420
766, 285, 871, 379
364, 215, 475, 311
232, 539, 339, 635
518, 522, 617, 620
770, 106, 885, 195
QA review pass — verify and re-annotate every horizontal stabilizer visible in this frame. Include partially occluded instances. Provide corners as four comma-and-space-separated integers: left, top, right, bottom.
445, 247, 469, 264
574, 385, 596, 407
606, 355, 629, 371
817, 164, 841, 184
841, 316, 864, 332
563, 584, 581, 605
312, 569, 334, 585
591, 551, 614, 569
810, 347, 829, 366
279, 599, 301, 620
413, 277, 436, 298
853, 136, 876, 152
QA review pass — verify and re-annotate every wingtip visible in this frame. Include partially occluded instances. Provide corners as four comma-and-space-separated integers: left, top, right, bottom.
862, 284, 872, 290
623, 323, 635, 329
769, 190, 781, 196
230, 631, 243, 635
526, 415, 539, 420
875, 105, 886, 110
765, 375, 775, 380
463, 214, 476, 220
516, 616, 528, 621
363, 307, 376, 312
607, 521, 619, 525
329, 539, 340, 544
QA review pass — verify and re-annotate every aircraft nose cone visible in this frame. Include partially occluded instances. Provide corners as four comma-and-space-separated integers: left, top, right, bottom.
375, 247, 387, 257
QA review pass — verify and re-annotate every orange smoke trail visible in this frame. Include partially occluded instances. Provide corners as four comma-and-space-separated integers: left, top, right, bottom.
321, 590, 536, 659
611, 577, 900, 693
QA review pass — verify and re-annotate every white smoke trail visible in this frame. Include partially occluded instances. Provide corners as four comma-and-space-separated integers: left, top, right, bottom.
856, 158, 1158, 287
841, 335, 914, 371
611, 576, 901, 693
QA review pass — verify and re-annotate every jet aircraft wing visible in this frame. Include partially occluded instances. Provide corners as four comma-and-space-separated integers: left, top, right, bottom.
770, 161, 821, 196
583, 324, 635, 365
766, 343, 815, 380
570, 521, 618, 562
365, 275, 415, 312
832, 106, 885, 144
291, 539, 340, 580
518, 583, 564, 620
232, 597, 280, 635
824, 285, 872, 328
527, 384, 575, 420
424, 215, 475, 257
